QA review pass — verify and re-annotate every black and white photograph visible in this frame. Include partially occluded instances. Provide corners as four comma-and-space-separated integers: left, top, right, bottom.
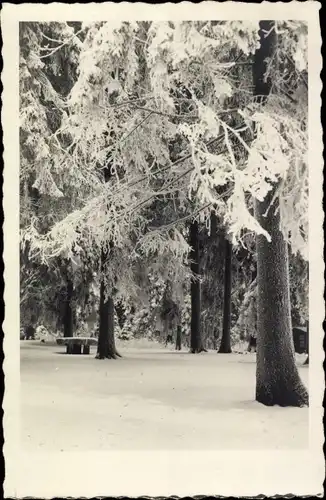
2, 2, 324, 497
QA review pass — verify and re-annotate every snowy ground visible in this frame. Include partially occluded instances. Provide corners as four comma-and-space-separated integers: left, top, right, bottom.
20, 339, 309, 451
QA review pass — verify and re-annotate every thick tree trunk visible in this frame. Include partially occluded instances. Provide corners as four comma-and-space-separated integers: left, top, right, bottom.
189, 221, 206, 353
95, 147, 121, 359
96, 250, 121, 359
96, 281, 120, 359
253, 21, 308, 407
63, 279, 74, 338
218, 238, 232, 353
175, 324, 182, 350
255, 188, 308, 406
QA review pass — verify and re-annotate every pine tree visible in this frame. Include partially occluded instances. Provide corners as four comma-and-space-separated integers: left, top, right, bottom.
253, 21, 308, 407
22, 21, 310, 371
19, 22, 83, 336
201, 212, 225, 349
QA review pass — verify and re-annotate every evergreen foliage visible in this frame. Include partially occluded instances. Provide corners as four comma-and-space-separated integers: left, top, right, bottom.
20, 20, 309, 404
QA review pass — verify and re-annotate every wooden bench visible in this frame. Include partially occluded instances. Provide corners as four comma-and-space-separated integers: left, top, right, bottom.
56, 337, 98, 355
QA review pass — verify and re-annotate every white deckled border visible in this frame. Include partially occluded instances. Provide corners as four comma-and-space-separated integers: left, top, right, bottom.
1, 2, 324, 497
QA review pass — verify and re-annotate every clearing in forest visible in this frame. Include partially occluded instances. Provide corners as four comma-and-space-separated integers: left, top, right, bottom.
20, 341, 309, 452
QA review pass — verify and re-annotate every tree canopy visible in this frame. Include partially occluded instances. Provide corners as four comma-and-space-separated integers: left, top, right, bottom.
20, 20, 309, 345
21, 21, 308, 261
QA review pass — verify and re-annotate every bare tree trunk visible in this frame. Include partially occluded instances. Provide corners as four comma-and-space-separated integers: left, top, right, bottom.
254, 21, 308, 407
304, 320, 309, 365
218, 238, 232, 353
115, 301, 126, 330
255, 187, 308, 406
63, 279, 74, 338
175, 324, 182, 350
96, 250, 121, 359
96, 282, 119, 359
189, 221, 206, 353
95, 131, 121, 359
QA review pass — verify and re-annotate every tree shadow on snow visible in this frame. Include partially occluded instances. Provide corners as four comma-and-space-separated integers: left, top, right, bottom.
52, 351, 97, 356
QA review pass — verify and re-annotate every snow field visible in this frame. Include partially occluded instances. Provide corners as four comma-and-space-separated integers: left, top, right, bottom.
20, 340, 309, 451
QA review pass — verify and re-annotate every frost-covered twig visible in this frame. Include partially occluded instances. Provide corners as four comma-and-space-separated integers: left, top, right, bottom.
39, 28, 84, 59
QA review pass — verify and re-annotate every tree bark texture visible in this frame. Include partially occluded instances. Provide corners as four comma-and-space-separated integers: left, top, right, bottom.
96, 148, 121, 359
255, 186, 308, 406
63, 279, 74, 338
115, 301, 126, 330
96, 249, 121, 359
253, 21, 308, 407
218, 238, 232, 353
189, 221, 205, 353
175, 324, 182, 350
303, 320, 309, 365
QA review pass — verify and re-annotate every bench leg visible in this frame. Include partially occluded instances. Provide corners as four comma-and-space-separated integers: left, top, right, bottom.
66, 343, 90, 354
71, 344, 82, 354
83, 345, 90, 355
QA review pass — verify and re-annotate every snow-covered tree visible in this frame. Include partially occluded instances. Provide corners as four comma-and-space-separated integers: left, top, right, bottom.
20, 21, 309, 386
19, 22, 86, 336
253, 21, 308, 407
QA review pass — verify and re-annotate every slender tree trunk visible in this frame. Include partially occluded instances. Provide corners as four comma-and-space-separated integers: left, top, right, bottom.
63, 279, 74, 338
210, 210, 218, 238
218, 238, 232, 353
115, 301, 126, 330
209, 211, 223, 350
96, 250, 121, 359
251, 261, 257, 282
304, 320, 309, 364
254, 21, 308, 407
189, 221, 206, 353
175, 324, 182, 350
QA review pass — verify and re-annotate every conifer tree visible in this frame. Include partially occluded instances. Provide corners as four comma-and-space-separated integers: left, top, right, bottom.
253, 21, 308, 407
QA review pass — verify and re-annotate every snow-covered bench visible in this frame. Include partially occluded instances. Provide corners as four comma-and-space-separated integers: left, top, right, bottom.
56, 337, 98, 355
